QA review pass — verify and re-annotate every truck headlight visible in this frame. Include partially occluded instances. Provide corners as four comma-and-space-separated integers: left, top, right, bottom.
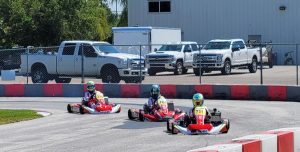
217, 55, 223, 62
119, 58, 128, 66
170, 55, 175, 61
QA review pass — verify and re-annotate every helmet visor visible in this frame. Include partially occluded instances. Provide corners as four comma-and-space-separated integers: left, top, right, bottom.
194, 100, 202, 106
87, 85, 95, 91
152, 89, 159, 95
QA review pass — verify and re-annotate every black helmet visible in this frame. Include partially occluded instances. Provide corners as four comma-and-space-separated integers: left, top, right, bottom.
150, 84, 160, 100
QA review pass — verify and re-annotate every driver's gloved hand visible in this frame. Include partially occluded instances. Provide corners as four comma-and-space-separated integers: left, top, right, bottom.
90, 103, 96, 109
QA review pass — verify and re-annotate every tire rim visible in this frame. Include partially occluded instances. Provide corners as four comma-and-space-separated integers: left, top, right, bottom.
106, 75, 112, 82
253, 60, 257, 71
225, 62, 230, 74
177, 62, 182, 74
33, 71, 43, 83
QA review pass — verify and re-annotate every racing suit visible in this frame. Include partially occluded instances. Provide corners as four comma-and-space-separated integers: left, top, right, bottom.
147, 96, 166, 111
144, 96, 167, 120
83, 91, 104, 109
188, 105, 210, 124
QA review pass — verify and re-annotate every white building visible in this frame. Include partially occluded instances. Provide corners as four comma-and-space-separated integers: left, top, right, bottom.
128, 0, 300, 64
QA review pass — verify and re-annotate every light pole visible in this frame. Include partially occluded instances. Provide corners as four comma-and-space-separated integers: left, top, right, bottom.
116, 0, 118, 15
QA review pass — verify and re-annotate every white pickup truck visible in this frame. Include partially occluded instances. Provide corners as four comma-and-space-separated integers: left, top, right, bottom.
145, 41, 199, 75
20, 41, 147, 83
192, 39, 260, 75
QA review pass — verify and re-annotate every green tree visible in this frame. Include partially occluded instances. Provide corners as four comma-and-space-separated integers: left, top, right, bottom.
0, 0, 112, 47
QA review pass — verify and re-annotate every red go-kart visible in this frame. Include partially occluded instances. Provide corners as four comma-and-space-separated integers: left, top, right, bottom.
67, 97, 121, 114
167, 107, 230, 135
128, 99, 185, 122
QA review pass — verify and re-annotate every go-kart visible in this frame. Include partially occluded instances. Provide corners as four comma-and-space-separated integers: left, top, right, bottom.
128, 100, 185, 122
167, 107, 230, 135
67, 97, 121, 114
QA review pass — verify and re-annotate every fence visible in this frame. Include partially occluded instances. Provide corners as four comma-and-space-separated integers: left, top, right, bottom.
0, 43, 299, 85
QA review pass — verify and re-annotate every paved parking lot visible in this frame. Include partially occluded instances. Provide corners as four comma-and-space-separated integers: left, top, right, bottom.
0, 66, 299, 85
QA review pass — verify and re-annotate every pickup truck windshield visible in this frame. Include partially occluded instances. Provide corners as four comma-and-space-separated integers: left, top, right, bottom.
94, 44, 120, 53
158, 44, 182, 52
203, 42, 231, 50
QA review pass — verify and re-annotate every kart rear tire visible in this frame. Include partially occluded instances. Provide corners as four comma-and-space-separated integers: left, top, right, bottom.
67, 104, 72, 113
223, 118, 230, 133
128, 109, 134, 120
171, 123, 178, 134
79, 105, 85, 114
139, 112, 145, 122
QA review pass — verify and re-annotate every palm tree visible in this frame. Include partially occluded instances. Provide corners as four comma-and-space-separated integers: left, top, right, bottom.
106, 0, 127, 26
109, 0, 127, 15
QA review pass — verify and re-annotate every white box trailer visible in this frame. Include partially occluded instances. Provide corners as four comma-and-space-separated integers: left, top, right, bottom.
112, 26, 181, 56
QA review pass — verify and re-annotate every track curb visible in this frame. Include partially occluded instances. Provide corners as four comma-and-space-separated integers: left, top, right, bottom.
0, 83, 299, 101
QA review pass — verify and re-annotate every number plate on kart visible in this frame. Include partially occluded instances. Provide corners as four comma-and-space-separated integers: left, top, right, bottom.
194, 107, 206, 115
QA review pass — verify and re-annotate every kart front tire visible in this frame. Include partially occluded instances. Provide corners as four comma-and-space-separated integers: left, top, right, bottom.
139, 112, 145, 122
79, 105, 85, 114
116, 106, 121, 113
171, 123, 178, 134
67, 104, 72, 113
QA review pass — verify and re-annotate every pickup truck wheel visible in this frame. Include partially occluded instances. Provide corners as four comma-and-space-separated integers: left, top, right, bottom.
268, 60, 273, 68
31, 68, 49, 83
221, 61, 231, 75
148, 68, 156, 76
174, 61, 183, 75
55, 78, 71, 83
193, 68, 204, 76
102, 68, 121, 83
248, 58, 257, 73
0, 65, 2, 75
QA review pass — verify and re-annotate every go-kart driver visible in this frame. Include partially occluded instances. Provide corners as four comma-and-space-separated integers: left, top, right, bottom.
143, 84, 167, 115
188, 93, 211, 123
83, 81, 105, 109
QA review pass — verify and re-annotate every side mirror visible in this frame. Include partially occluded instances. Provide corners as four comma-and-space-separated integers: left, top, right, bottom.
154, 48, 158, 52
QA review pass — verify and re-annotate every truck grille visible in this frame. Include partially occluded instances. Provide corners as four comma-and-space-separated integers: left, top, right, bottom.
194, 54, 218, 63
147, 55, 173, 63
130, 59, 145, 70
150, 64, 164, 67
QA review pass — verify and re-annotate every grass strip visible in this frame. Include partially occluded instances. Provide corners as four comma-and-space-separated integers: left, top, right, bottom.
0, 109, 42, 125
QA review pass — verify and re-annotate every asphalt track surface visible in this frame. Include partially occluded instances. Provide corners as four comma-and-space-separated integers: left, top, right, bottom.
2, 66, 299, 85
0, 98, 299, 152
